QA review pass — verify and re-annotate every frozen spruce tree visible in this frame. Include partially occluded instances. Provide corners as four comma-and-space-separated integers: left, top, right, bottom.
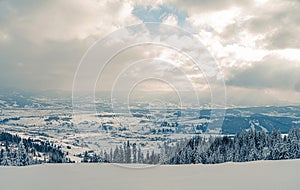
132, 143, 137, 163
137, 147, 143, 163
125, 141, 131, 163
113, 146, 120, 163
1, 149, 12, 166
16, 140, 31, 166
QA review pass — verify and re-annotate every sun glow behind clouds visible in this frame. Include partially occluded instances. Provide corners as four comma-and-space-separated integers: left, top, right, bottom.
188, 7, 241, 33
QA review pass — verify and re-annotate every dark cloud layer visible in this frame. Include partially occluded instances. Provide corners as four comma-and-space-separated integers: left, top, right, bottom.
227, 56, 300, 92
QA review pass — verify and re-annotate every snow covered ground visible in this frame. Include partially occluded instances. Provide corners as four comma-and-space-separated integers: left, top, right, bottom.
0, 159, 299, 190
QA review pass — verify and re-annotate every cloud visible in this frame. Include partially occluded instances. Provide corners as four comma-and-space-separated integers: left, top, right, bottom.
162, 14, 178, 26
0, 0, 299, 107
225, 86, 300, 106
168, 0, 250, 13
226, 55, 300, 92
0, 0, 140, 42
0, 0, 141, 90
179, 0, 300, 74
0, 36, 87, 90
243, 0, 300, 49
132, 4, 187, 27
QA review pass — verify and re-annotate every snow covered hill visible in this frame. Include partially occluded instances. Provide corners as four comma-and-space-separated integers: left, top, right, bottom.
0, 159, 299, 190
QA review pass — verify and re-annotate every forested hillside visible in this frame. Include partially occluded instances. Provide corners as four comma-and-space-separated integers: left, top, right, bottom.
0, 132, 72, 166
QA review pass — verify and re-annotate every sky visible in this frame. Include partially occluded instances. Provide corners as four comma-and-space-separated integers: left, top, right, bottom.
0, 0, 300, 106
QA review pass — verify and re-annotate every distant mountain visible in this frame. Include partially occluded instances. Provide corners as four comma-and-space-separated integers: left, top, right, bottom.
1, 88, 299, 135
211, 106, 300, 134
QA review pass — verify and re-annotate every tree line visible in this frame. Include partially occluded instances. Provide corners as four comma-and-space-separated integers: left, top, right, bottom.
2, 127, 300, 166
82, 128, 300, 164
168, 128, 300, 164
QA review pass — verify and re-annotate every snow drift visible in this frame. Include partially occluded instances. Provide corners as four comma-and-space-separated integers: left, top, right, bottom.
0, 159, 299, 190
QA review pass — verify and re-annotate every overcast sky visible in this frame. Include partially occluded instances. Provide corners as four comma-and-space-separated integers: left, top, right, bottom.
0, 0, 300, 106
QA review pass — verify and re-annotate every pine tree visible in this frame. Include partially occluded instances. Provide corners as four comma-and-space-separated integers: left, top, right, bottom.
146, 150, 150, 164
110, 148, 113, 163
16, 140, 31, 166
113, 146, 120, 163
119, 145, 124, 163
137, 147, 143, 163
83, 151, 89, 163
132, 143, 137, 163
1, 149, 11, 166
125, 141, 131, 163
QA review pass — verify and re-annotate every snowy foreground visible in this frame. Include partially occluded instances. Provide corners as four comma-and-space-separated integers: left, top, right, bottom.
0, 160, 300, 190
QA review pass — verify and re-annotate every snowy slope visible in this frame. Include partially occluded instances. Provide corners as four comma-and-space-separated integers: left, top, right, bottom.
0, 159, 299, 190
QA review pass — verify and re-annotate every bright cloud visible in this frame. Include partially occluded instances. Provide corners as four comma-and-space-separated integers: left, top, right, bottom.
162, 14, 178, 26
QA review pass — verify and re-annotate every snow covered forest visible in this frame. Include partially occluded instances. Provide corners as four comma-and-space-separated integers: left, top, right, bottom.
82, 128, 300, 165
1, 128, 300, 166
0, 132, 71, 166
